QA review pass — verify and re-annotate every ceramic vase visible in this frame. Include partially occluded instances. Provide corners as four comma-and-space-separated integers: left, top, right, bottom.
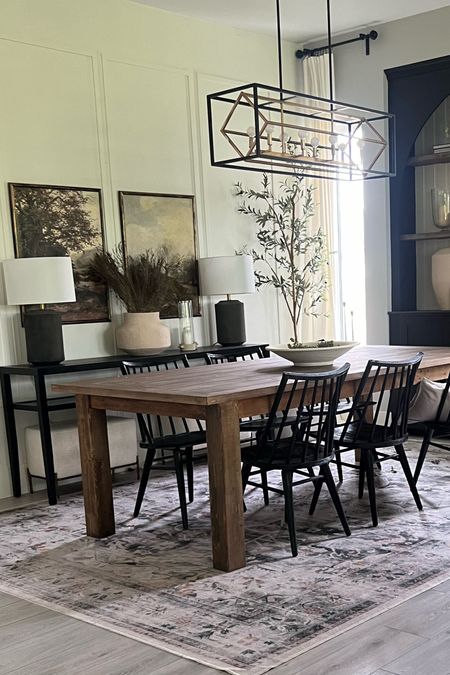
116, 312, 171, 354
431, 248, 450, 310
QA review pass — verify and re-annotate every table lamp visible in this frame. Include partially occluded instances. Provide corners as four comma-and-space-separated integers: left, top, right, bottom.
2, 256, 76, 364
198, 254, 255, 345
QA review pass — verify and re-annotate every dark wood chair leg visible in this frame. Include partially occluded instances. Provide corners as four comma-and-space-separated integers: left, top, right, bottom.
397, 444, 423, 511
282, 470, 297, 557
322, 463, 351, 536
365, 450, 378, 527
241, 463, 252, 512
358, 451, 366, 499
261, 469, 269, 505
241, 462, 252, 492
335, 451, 344, 482
173, 450, 189, 530
185, 447, 194, 503
133, 448, 155, 517
413, 428, 433, 484
373, 450, 382, 471
136, 455, 140, 480
309, 467, 325, 515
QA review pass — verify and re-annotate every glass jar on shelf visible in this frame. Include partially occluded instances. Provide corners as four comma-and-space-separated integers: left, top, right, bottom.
178, 300, 197, 351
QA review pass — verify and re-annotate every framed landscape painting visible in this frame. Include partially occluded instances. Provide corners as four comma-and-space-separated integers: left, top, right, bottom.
9, 183, 109, 323
119, 191, 200, 318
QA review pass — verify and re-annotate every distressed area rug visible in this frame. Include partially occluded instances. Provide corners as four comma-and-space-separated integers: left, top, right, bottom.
1, 441, 450, 674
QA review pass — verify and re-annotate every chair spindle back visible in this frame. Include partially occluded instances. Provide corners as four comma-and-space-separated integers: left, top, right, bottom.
205, 346, 265, 364
121, 355, 203, 442
257, 363, 350, 465
339, 353, 423, 444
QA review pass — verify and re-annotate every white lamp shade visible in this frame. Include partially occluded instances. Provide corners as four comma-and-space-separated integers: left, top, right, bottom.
2, 256, 76, 305
198, 255, 255, 296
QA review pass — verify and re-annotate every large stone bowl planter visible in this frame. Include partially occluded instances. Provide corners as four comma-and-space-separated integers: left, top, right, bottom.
268, 341, 358, 367
116, 312, 171, 354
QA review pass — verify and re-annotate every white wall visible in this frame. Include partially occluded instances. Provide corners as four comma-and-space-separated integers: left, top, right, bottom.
325, 6, 450, 344
0, 0, 297, 498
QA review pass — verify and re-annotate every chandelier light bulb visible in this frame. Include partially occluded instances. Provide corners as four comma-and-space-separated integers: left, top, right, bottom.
247, 126, 256, 138
266, 124, 275, 150
311, 137, 320, 147
329, 133, 338, 145
281, 131, 290, 145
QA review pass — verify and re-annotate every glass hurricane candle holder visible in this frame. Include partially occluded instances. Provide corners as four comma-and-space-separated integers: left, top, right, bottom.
431, 189, 450, 229
178, 300, 197, 351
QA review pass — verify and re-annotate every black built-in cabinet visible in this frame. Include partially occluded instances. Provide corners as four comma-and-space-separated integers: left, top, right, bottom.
386, 55, 450, 346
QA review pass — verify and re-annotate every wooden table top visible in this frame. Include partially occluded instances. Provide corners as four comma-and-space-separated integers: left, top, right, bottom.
53, 345, 450, 407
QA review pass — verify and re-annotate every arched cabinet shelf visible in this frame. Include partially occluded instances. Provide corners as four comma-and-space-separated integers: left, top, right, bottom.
387, 55, 450, 346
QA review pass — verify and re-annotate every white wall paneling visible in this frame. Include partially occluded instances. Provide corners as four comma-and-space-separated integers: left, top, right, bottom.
0, 0, 297, 498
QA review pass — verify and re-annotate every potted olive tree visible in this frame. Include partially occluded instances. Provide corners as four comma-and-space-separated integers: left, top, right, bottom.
236, 173, 357, 366
91, 247, 181, 353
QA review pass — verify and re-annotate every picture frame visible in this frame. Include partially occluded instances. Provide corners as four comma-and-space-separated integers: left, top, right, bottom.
8, 183, 110, 324
119, 191, 201, 318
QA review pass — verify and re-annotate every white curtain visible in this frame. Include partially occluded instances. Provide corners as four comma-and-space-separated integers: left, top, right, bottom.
300, 53, 337, 342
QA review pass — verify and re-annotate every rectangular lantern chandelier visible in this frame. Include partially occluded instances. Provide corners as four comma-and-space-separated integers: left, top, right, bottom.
207, 83, 395, 181
206, 0, 396, 181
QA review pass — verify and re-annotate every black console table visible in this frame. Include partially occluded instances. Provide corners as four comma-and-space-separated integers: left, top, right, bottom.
0, 343, 268, 505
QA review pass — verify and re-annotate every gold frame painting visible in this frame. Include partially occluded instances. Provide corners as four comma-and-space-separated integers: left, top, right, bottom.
119, 191, 200, 318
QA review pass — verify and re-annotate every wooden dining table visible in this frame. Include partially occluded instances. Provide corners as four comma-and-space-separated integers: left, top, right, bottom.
54, 345, 450, 572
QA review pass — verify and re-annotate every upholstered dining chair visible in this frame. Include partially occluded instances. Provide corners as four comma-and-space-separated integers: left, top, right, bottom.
413, 371, 450, 484
241, 362, 351, 557
326, 353, 424, 527
121, 355, 206, 529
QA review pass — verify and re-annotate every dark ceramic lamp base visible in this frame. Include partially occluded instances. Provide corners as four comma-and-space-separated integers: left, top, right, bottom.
215, 299, 246, 346
24, 310, 65, 364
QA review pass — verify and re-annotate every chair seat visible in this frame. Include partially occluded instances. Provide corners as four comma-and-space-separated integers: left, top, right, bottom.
242, 439, 330, 470
239, 415, 298, 432
334, 422, 407, 449
141, 429, 206, 450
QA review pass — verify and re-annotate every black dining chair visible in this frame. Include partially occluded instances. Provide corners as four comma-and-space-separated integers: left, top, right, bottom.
121, 355, 206, 529
241, 362, 351, 557
327, 353, 423, 527
413, 371, 450, 484
205, 345, 266, 364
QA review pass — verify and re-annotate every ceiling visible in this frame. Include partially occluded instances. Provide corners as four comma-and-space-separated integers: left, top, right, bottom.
131, 0, 450, 42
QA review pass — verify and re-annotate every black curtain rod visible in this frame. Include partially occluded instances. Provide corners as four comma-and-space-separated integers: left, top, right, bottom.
296, 29, 378, 59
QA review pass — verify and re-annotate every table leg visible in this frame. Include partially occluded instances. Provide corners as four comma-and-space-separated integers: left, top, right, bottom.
0, 373, 21, 497
34, 373, 58, 505
206, 400, 246, 571
76, 394, 115, 538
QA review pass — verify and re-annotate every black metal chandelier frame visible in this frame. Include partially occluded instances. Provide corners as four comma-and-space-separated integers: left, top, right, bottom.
206, 0, 396, 181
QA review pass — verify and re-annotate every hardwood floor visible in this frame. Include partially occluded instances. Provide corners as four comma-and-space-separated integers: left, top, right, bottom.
1, 490, 449, 674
